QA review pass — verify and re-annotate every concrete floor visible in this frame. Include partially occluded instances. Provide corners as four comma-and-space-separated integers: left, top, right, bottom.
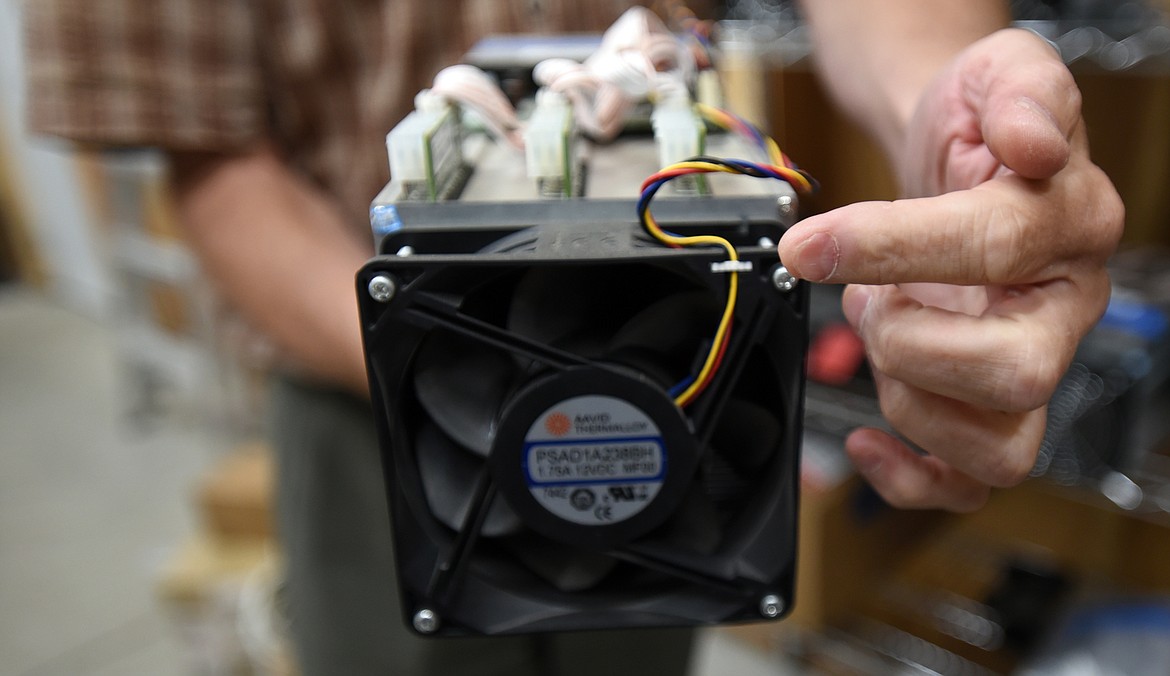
0, 285, 796, 676
0, 286, 225, 675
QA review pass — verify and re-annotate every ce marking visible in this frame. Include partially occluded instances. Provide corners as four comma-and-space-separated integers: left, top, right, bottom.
594, 505, 613, 521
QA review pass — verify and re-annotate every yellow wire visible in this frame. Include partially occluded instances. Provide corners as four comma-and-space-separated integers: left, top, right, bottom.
641, 208, 739, 407
657, 159, 812, 194
677, 269, 736, 407
763, 136, 785, 166
694, 102, 729, 128
642, 113, 813, 406
694, 103, 793, 176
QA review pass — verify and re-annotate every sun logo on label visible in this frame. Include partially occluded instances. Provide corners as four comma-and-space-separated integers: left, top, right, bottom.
545, 412, 571, 437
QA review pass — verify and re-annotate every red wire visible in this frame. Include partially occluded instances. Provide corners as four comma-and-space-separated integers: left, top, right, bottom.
678, 321, 732, 406
640, 166, 706, 192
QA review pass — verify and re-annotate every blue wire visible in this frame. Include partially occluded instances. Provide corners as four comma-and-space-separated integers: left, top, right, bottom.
668, 375, 696, 398
636, 177, 684, 239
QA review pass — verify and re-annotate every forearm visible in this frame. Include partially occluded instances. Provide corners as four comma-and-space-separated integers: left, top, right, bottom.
798, 0, 1011, 160
170, 143, 372, 396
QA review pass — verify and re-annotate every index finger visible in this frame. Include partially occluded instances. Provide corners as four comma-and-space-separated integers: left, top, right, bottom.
777, 176, 1093, 286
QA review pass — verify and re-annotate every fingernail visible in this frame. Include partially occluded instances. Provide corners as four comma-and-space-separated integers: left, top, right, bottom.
1011, 96, 1072, 177
1015, 96, 1060, 132
1017, 96, 1072, 151
841, 284, 872, 328
790, 232, 839, 282
847, 430, 885, 476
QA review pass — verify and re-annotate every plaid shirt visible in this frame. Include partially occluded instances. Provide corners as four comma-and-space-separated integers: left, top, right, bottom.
24, 0, 632, 229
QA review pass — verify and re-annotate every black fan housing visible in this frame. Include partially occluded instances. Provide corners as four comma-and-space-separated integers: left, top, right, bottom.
358, 199, 808, 636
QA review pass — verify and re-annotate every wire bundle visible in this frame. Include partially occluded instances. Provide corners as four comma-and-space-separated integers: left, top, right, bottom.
536, 6, 692, 141
637, 114, 815, 408
695, 103, 817, 188
430, 65, 526, 148
426, 7, 702, 147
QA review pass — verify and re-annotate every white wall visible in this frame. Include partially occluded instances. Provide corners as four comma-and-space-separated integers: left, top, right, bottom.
0, 0, 113, 317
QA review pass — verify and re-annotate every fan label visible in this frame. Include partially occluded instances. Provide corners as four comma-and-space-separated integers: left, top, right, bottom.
523, 396, 666, 525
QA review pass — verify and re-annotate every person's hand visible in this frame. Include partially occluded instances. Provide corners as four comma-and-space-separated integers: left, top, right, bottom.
778, 29, 1124, 512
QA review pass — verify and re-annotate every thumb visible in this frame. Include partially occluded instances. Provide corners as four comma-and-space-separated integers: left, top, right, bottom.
972, 29, 1081, 179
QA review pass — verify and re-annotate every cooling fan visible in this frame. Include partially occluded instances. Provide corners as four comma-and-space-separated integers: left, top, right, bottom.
358, 203, 808, 637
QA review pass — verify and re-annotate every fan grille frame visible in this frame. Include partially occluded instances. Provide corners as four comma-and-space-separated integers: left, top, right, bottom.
358, 221, 808, 636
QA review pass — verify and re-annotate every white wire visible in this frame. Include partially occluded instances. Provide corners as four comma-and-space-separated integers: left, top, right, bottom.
427, 7, 699, 147
431, 64, 525, 148
535, 6, 697, 142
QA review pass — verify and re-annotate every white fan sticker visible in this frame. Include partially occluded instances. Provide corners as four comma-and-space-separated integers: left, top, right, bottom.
523, 395, 666, 525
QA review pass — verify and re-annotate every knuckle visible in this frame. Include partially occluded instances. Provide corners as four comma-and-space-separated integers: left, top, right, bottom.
982, 441, 1036, 488
979, 412, 1046, 488
865, 328, 902, 381
991, 323, 1071, 412
1035, 59, 1078, 96
857, 300, 909, 380
1070, 271, 1114, 336
981, 155, 1122, 286
1003, 346, 1065, 412
1060, 163, 1123, 263
868, 203, 916, 283
982, 204, 1036, 283
875, 378, 914, 431
1087, 175, 1125, 257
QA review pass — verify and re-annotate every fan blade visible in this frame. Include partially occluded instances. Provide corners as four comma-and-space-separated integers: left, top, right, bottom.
600, 344, 679, 390
656, 481, 723, 556
414, 330, 517, 457
507, 268, 635, 357
417, 423, 522, 537
501, 534, 617, 592
607, 291, 719, 365
712, 398, 781, 473
601, 291, 720, 390
700, 449, 752, 504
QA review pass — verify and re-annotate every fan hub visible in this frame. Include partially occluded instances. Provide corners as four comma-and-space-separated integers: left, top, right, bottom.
490, 367, 699, 551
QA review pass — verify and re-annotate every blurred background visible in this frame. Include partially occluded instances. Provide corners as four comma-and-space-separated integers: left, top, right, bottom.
2, 0, 1170, 674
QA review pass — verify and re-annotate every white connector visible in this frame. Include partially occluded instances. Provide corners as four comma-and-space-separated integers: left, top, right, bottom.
695, 70, 723, 110
651, 96, 705, 170
651, 95, 706, 195
523, 89, 575, 198
386, 91, 463, 200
